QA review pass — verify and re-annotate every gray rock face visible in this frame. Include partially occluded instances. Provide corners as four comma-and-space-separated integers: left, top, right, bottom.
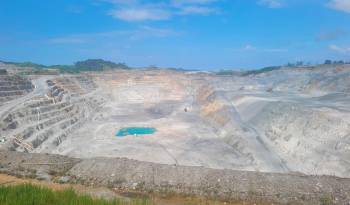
35, 169, 51, 181
58, 175, 71, 183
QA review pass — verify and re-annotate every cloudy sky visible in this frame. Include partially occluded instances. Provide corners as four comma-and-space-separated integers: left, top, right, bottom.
0, 0, 350, 70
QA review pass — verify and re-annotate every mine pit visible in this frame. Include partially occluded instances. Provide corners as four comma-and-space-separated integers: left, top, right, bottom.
1, 67, 350, 179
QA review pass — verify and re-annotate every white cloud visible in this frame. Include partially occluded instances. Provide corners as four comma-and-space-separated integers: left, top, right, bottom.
329, 44, 350, 53
258, 0, 284, 8
244, 44, 257, 51
263, 48, 288, 52
48, 26, 179, 44
129, 26, 180, 39
171, 0, 218, 6
328, 0, 350, 13
109, 8, 171, 21
179, 6, 217, 15
101, 0, 220, 21
101, 0, 138, 5
240, 44, 288, 52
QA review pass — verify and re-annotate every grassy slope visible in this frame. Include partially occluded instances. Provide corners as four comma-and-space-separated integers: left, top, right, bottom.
0, 184, 150, 205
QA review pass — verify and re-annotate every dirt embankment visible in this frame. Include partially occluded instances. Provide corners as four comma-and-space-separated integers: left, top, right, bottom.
0, 151, 349, 205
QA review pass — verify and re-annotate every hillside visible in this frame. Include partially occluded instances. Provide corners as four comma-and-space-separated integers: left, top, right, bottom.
0, 59, 130, 74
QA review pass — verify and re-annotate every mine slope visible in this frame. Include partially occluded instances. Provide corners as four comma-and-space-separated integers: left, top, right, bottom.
0, 64, 350, 178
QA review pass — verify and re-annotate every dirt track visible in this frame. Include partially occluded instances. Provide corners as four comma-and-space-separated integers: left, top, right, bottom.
0, 151, 349, 205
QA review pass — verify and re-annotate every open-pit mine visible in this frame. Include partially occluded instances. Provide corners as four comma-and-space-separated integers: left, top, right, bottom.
1, 62, 350, 204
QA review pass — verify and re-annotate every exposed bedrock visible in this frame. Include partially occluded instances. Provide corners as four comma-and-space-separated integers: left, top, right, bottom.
250, 102, 350, 177
194, 82, 288, 173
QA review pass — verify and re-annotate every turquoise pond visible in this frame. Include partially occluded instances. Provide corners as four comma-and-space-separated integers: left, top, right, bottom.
116, 127, 157, 137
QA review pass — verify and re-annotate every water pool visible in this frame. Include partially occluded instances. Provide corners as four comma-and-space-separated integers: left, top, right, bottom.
116, 127, 156, 137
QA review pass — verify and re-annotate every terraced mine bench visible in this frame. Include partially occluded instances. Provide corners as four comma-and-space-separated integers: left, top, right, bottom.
0, 74, 33, 105
0, 69, 7, 75
0, 74, 103, 154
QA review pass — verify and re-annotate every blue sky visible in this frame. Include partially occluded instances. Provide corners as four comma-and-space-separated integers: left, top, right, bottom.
0, 0, 350, 70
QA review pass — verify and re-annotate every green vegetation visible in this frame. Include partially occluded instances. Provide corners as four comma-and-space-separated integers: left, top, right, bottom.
324, 59, 350, 65
0, 59, 130, 74
0, 184, 151, 205
215, 66, 283, 76
242, 66, 282, 76
0, 60, 47, 70
216, 59, 350, 77
215, 70, 240, 76
74, 59, 129, 72
319, 193, 334, 205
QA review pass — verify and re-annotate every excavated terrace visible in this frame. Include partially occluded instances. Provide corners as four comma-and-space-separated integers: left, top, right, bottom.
1, 65, 350, 178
